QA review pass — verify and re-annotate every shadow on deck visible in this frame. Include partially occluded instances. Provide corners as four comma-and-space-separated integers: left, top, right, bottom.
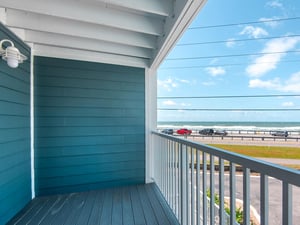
7, 183, 179, 225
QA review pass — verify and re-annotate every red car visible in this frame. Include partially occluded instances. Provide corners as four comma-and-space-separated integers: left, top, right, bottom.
176, 128, 192, 135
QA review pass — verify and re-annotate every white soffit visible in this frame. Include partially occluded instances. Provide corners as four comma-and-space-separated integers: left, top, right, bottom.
0, 0, 207, 68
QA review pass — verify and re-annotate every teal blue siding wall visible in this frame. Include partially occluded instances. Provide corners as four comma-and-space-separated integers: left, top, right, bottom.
34, 57, 145, 196
0, 26, 31, 224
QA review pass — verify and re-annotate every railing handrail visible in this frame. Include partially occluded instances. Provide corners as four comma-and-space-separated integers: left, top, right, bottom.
186, 134, 300, 140
153, 131, 300, 187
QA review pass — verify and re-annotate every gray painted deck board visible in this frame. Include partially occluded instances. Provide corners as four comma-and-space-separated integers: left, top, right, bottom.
137, 185, 158, 225
122, 187, 135, 225
38, 195, 70, 225
99, 189, 113, 225
145, 184, 171, 225
87, 190, 104, 225
7, 183, 179, 225
75, 190, 96, 225
112, 188, 122, 225
130, 185, 147, 225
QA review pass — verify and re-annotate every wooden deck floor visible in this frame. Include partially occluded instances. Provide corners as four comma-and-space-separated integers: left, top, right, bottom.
7, 183, 179, 225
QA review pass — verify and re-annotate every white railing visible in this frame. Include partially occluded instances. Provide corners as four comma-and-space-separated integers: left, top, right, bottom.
152, 131, 300, 225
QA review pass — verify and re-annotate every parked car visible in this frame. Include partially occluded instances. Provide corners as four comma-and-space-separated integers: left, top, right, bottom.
161, 129, 174, 135
199, 128, 214, 135
271, 131, 288, 137
214, 130, 228, 136
176, 128, 192, 135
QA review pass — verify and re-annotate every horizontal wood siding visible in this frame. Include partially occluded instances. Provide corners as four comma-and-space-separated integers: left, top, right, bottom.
34, 57, 145, 196
0, 25, 31, 224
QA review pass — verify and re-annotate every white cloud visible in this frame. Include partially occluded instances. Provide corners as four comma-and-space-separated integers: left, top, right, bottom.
205, 67, 226, 76
177, 79, 190, 84
249, 71, 300, 93
259, 17, 280, 28
266, 1, 284, 9
265, 1, 287, 18
180, 103, 191, 107
162, 100, 177, 106
282, 101, 294, 107
226, 38, 236, 48
280, 71, 300, 92
209, 58, 219, 65
239, 26, 268, 38
157, 77, 192, 92
201, 81, 215, 86
161, 100, 192, 107
246, 36, 300, 77
248, 78, 280, 89
157, 78, 178, 91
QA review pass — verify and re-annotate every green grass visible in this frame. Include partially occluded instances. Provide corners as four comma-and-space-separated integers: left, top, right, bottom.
208, 144, 300, 170
208, 144, 300, 159
280, 164, 300, 170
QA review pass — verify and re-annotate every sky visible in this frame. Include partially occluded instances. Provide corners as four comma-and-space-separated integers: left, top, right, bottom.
157, 0, 300, 122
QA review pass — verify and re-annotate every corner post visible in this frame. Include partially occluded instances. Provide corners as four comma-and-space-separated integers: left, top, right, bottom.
145, 67, 157, 183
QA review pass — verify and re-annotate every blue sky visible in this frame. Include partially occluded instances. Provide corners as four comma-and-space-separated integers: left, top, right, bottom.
157, 0, 300, 122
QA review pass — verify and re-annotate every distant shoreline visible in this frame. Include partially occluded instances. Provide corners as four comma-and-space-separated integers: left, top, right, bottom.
157, 121, 300, 131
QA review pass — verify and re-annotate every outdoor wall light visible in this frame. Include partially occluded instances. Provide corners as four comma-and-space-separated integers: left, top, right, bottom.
0, 39, 27, 68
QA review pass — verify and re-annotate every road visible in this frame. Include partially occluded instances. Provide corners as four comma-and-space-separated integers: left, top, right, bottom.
223, 173, 299, 225
201, 172, 300, 225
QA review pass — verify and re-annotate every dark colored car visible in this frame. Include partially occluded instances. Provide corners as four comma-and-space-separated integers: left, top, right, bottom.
214, 130, 228, 136
271, 131, 288, 137
176, 128, 192, 135
199, 128, 214, 135
161, 129, 174, 135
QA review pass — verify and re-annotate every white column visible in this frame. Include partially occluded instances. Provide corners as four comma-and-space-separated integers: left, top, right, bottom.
30, 45, 35, 198
145, 67, 157, 183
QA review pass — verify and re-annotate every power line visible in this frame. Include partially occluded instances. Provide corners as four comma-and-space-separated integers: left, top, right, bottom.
188, 16, 300, 30
165, 50, 300, 61
159, 59, 300, 70
158, 94, 300, 99
158, 108, 300, 111
177, 34, 300, 46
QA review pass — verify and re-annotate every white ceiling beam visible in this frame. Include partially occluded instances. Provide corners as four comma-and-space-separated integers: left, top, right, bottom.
33, 44, 149, 68
1, 0, 208, 69
0, 8, 6, 24
6, 9, 157, 49
25, 30, 152, 59
151, 0, 207, 69
90, 0, 172, 16
0, 0, 164, 35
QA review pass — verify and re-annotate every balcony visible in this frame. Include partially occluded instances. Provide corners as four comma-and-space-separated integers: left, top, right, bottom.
0, 1, 207, 224
6, 132, 300, 225
0, 1, 299, 224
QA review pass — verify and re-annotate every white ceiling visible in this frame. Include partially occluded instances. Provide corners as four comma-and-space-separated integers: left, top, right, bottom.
0, 0, 206, 68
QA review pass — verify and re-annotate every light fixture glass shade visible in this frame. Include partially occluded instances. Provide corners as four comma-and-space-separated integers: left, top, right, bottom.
5, 46, 19, 68
7, 57, 18, 68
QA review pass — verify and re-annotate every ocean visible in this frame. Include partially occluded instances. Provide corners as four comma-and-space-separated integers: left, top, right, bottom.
157, 121, 300, 132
